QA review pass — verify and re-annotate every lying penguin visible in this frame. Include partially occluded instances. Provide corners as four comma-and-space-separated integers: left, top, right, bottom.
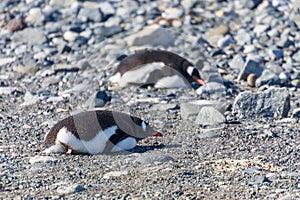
43, 110, 162, 154
109, 50, 206, 89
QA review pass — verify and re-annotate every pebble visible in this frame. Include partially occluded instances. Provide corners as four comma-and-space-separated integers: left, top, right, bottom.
238, 59, 264, 81
77, 7, 104, 22
229, 54, 245, 70
0, 57, 16, 67
162, 8, 185, 19
0, 86, 18, 95
11, 28, 47, 45
247, 73, 258, 87
56, 182, 85, 195
135, 153, 175, 165
233, 88, 290, 118
29, 155, 59, 164
7, 18, 25, 32
22, 91, 39, 106
25, 7, 45, 25
292, 50, 300, 62
255, 69, 281, 87
126, 25, 175, 47
180, 100, 224, 121
103, 171, 128, 179
291, 108, 300, 118
63, 31, 79, 43
12, 66, 39, 74
196, 106, 225, 125
150, 103, 179, 111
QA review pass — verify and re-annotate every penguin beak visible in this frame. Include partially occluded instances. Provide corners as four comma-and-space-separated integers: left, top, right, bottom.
152, 132, 162, 137
195, 78, 205, 86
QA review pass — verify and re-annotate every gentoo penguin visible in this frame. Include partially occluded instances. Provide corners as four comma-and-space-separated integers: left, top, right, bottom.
109, 50, 206, 88
43, 110, 162, 154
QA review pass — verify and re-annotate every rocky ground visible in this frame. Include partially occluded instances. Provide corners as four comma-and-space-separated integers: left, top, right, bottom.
1, 0, 300, 199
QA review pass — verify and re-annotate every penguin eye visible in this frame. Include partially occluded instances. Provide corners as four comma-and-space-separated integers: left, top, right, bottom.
141, 121, 147, 131
187, 66, 196, 76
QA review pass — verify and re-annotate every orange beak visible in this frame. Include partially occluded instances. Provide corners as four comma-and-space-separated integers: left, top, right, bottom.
152, 132, 162, 137
196, 78, 205, 86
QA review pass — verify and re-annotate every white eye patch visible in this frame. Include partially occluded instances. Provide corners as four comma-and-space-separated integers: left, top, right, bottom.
187, 66, 196, 76
141, 121, 147, 131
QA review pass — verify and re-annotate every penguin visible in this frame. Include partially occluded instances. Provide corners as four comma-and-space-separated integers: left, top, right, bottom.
43, 110, 162, 155
109, 50, 206, 89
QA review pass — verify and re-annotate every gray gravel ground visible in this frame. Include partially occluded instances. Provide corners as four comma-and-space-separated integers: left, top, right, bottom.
1, 0, 300, 199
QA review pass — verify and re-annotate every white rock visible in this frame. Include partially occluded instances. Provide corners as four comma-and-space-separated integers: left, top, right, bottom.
63, 31, 78, 42
162, 8, 185, 19
0, 57, 16, 67
126, 25, 175, 47
29, 155, 59, 164
103, 171, 128, 179
25, 8, 45, 24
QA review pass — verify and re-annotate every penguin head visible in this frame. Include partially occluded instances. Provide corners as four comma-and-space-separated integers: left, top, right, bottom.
130, 116, 162, 139
186, 66, 205, 86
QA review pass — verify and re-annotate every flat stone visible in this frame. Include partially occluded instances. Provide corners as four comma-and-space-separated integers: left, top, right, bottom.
292, 50, 300, 62
49, 0, 76, 7
0, 57, 16, 67
291, 79, 300, 88
233, 88, 290, 118
7, 18, 25, 32
248, 175, 270, 185
135, 153, 174, 165
235, 29, 252, 45
25, 7, 45, 25
150, 103, 179, 111
205, 24, 229, 45
56, 182, 85, 195
0, 86, 18, 95
126, 25, 175, 47
180, 100, 225, 121
291, 108, 300, 118
268, 49, 284, 59
12, 66, 39, 74
52, 64, 79, 72
78, 7, 104, 22
103, 171, 128, 179
42, 76, 60, 86
63, 31, 79, 42
229, 54, 245, 70
238, 59, 264, 81
162, 8, 185, 19
29, 155, 59, 164
46, 96, 65, 103
196, 106, 225, 125
12, 28, 47, 45
22, 91, 39, 106
255, 69, 281, 87
195, 82, 226, 99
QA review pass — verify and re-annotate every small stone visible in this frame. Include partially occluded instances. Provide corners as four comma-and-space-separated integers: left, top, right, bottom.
277, 36, 294, 48
253, 24, 270, 35
291, 108, 300, 118
0, 57, 16, 67
150, 103, 179, 111
25, 8, 45, 25
229, 54, 245, 70
103, 171, 128, 179
292, 50, 300, 62
196, 106, 225, 125
56, 183, 85, 195
248, 175, 270, 185
291, 79, 300, 88
87, 90, 110, 108
233, 88, 290, 118
180, 100, 225, 121
29, 155, 59, 164
46, 96, 65, 103
0, 87, 18, 95
78, 7, 104, 22
247, 73, 258, 87
52, 64, 79, 72
126, 25, 175, 47
135, 153, 174, 165
98, 2, 115, 18
238, 59, 264, 81
7, 18, 25, 32
63, 31, 78, 42
235, 29, 252, 45
205, 24, 229, 45
241, 0, 263, 9
12, 28, 47, 45
268, 49, 284, 60
12, 66, 39, 74
22, 91, 39, 106
255, 69, 281, 87
217, 35, 233, 48
195, 82, 226, 98
162, 8, 185, 19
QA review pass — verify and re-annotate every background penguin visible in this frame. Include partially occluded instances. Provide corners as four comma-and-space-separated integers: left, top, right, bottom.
43, 110, 162, 154
109, 50, 206, 89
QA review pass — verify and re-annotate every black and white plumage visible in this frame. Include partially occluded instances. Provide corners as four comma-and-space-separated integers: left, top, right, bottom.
109, 50, 205, 88
43, 110, 162, 154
